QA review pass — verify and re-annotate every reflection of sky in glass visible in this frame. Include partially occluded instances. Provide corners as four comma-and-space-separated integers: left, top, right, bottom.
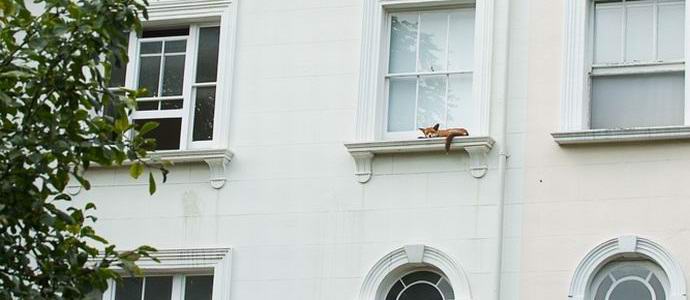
387, 9, 476, 133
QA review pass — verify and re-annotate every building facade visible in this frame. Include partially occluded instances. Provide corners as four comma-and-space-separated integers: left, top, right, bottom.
73, 0, 689, 299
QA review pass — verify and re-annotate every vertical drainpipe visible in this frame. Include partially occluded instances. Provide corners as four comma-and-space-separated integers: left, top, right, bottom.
494, 0, 512, 299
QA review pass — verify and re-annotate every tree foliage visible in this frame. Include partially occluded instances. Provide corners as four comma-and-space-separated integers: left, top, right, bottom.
0, 0, 166, 298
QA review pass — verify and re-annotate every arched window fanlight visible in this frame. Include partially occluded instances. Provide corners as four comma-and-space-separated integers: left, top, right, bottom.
385, 270, 455, 300
590, 261, 670, 300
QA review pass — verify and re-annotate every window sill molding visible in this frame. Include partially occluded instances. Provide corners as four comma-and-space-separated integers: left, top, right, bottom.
344, 136, 495, 183
552, 126, 690, 145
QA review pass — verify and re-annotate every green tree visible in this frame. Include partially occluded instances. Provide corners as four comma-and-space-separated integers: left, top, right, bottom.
0, 0, 166, 298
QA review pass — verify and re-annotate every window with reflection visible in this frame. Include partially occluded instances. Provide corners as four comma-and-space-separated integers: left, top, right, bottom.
385, 270, 455, 300
385, 6, 476, 139
105, 275, 213, 300
589, 261, 669, 300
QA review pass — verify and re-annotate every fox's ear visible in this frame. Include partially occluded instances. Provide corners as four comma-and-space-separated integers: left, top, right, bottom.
433, 123, 440, 130
418, 128, 425, 132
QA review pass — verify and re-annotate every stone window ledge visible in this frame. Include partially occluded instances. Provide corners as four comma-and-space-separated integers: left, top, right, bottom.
552, 126, 690, 145
344, 136, 495, 183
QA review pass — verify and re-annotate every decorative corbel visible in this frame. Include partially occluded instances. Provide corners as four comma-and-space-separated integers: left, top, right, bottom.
205, 156, 231, 189
351, 151, 374, 184
465, 145, 490, 178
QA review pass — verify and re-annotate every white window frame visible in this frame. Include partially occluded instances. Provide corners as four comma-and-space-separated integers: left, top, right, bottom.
101, 248, 232, 300
354, 0, 495, 142
588, 261, 670, 300
102, 273, 215, 300
560, 0, 690, 132
120, 0, 238, 151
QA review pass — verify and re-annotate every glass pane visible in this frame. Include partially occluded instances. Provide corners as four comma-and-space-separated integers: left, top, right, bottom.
192, 87, 216, 141
196, 27, 221, 83
438, 278, 455, 300
142, 27, 190, 38
161, 99, 183, 110
161, 55, 185, 96
611, 264, 650, 279
387, 77, 417, 132
650, 274, 667, 300
402, 271, 442, 285
609, 280, 653, 300
137, 101, 159, 111
138, 56, 161, 97
594, 5, 623, 64
143, 276, 173, 300
398, 283, 443, 300
417, 75, 447, 129
115, 277, 143, 300
447, 73, 474, 131
184, 276, 214, 300
448, 9, 475, 71
595, 276, 613, 300
389, 13, 418, 73
625, 5, 654, 62
141, 42, 162, 54
386, 281, 405, 300
164, 40, 187, 53
135, 118, 182, 150
591, 72, 685, 129
419, 11, 448, 73
658, 3, 685, 61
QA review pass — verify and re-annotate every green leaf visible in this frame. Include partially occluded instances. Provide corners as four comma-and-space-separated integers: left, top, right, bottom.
148, 172, 156, 195
129, 162, 143, 179
138, 121, 158, 136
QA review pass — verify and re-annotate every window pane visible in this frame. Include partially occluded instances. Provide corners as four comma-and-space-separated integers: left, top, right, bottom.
165, 40, 187, 53
161, 99, 183, 110
184, 276, 214, 300
138, 56, 161, 97
162, 55, 185, 96
196, 27, 221, 83
650, 274, 667, 300
389, 13, 418, 73
591, 72, 685, 129
398, 283, 443, 300
625, 5, 654, 62
387, 77, 417, 132
595, 276, 613, 300
135, 118, 182, 150
417, 75, 446, 129
402, 271, 442, 285
438, 278, 455, 300
141, 42, 162, 54
658, 3, 685, 61
448, 10, 475, 71
386, 281, 405, 300
137, 101, 159, 111
609, 280, 653, 300
143, 276, 173, 300
115, 277, 143, 300
192, 87, 216, 141
142, 27, 190, 38
447, 73, 474, 130
594, 5, 623, 64
611, 264, 650, 279
419, 11, 448, 73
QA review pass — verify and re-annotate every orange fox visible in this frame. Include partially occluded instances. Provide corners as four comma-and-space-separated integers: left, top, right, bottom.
418, 123, 469, 152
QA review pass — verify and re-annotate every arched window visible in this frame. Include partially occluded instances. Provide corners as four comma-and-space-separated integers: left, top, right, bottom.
385, 270, 455, 300
590, 261, 670, 300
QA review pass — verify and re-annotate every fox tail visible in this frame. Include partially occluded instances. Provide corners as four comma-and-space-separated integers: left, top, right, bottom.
445, 130, 469, 153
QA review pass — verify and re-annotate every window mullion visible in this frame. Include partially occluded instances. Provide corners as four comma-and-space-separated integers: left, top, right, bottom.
171, 275, 184, 300
180, 25, 198, 150
622, 2, 628, 63
414, 12, 422, 130
140, 277, 147, 300
653, 1, 659, 61
158, 50, 166, 110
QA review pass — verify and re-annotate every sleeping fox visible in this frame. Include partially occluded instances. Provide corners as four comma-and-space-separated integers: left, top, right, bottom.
418, 123, 469, 152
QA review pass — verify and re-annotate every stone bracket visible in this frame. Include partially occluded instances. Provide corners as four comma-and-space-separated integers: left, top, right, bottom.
465, 145, 490, 178
351, 151, 375, 184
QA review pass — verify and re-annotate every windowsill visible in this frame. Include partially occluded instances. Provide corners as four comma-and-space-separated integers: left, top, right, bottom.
344, 136, 495, 183
85, 148, 233, 190
551, 126, 690, 145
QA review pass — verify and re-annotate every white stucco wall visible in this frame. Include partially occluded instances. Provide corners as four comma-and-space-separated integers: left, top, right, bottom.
74, 0, 532, 299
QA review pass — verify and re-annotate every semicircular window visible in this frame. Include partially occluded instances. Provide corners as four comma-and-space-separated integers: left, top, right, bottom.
386, 270, 454, 300
590, 261, 669, 300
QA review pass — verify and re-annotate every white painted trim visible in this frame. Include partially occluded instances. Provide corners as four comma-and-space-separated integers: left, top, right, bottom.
344, 136, 494, 182
102, 248, 232, 300
569, 236, 687, 300
560, 0, 690, 131
146, 0, 232, 23
551, 126, 690, 144
355, 0, 495, 141
358, 245, 472, 300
